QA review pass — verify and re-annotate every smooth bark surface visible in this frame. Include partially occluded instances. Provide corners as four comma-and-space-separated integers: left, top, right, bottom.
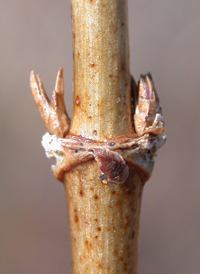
66, 1, 140, 273
70, 0, 133, 140
64, 162, 143, 274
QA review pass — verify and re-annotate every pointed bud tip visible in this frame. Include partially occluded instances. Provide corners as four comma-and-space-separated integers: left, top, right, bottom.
55, 67, 64, 95
30, 71, 39, 95
30, 70, 36, 83
138, 72, 155, 100
57, 67, 63, 78
30, 70, 35, 76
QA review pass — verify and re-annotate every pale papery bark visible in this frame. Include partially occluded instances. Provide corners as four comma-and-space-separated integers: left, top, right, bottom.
30, 0, 166, 273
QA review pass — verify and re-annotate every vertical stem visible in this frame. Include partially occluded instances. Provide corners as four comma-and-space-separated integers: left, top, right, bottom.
64, 163, 143, 274
70, 0, 133, 140
30, 1, 166, 273
65, 1, 141, 273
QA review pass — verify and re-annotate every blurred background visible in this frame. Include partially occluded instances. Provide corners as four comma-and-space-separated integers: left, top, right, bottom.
1, 0, 200, 273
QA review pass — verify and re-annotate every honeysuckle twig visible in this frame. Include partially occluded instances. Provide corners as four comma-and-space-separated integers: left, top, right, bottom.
30, 1, 166, 273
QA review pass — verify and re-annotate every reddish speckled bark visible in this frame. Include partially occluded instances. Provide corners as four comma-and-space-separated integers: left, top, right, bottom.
64, 162, 143, 273
64, 0, 141, 273
30, 0, 166, 273
70, 0, 133, 141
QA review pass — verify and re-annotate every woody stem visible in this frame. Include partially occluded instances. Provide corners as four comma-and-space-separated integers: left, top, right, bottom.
70, 0, 133, 140
64, 1, 141, 273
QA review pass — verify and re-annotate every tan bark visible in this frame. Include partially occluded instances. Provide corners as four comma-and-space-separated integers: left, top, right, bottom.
64, 162, 143, 273
65, 1, 140, 273
70, 0, 133, 140
30, 0, 166, 273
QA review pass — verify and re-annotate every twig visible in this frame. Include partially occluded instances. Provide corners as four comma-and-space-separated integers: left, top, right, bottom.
30, 1, 166, 273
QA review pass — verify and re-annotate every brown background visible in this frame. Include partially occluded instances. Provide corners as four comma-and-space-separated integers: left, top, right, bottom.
1, 0, 200, 273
